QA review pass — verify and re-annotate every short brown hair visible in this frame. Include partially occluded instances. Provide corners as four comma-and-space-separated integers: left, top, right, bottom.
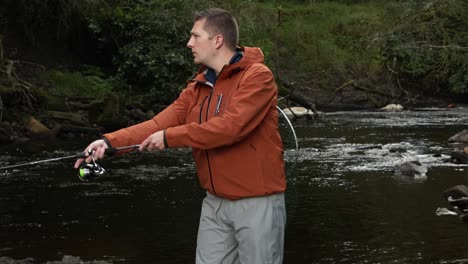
193, 8, 239, 51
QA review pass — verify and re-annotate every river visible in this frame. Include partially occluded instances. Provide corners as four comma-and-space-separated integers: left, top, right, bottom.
1, 106, 468, 263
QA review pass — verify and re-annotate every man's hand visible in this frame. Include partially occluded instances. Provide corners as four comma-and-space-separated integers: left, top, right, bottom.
140, 130, 166, 151
74, 139, 109, 168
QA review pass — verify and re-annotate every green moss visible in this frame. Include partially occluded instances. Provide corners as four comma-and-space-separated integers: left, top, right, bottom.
38, 70, 114, 98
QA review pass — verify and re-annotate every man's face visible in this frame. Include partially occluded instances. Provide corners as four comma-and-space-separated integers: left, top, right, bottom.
187, 19, 216, 66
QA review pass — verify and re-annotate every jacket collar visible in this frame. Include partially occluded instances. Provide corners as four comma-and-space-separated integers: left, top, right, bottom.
191, 46, 265, 85
204, 50, 243, 85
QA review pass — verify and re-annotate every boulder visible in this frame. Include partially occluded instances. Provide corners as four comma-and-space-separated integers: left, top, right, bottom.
442, 185, 468, 200
380, 103, 403, 112
448, 151, 468, 164
441, 185, 468, 222
448, 130, 468, 143
24, 117, 53, 139
281, 106, 317, 120
393, 160, 428, 182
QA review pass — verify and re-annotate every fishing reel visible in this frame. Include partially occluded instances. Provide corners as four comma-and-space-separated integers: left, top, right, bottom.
78, 152, 106, 181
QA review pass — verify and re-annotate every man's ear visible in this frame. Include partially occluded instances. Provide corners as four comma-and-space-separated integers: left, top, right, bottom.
214, 35, 224, 49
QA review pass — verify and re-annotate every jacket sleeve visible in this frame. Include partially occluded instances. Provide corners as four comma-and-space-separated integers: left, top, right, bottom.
165, 64, 277, 150
104, 86, 194, 148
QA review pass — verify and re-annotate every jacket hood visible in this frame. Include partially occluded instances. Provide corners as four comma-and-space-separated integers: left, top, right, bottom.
239, 46, 265, 65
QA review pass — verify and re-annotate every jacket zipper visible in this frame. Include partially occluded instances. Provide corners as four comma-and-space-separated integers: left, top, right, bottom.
199, 96, 208, 124
199, 91, 217, 195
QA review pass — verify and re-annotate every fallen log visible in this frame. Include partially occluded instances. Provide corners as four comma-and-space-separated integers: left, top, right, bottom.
47, 111, 89, 126
59, 124, 103, 135
278, 79, 318, 117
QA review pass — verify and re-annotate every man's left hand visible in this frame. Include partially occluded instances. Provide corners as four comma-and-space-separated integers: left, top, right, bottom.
140, 130, 166, 151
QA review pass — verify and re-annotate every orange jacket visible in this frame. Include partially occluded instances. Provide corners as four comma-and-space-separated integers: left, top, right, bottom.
104, 47, 286, 200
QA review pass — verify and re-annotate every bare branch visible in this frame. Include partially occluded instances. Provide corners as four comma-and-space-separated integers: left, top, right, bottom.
395, 44, 468, 51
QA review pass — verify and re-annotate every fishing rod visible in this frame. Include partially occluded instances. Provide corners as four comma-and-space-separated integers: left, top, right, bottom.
0, 145, 140, 181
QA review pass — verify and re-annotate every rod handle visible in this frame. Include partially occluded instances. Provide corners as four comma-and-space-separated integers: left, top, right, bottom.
75, 148, 94, 159
76, 145, 140, 158
75, 152, 88, 159
106, 145, 140, 156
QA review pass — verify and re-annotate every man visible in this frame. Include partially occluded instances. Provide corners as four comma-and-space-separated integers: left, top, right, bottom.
75, 8, 286, 264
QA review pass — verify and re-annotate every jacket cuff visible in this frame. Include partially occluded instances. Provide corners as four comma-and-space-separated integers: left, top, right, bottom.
163, 130, 168, 149
102, 136, 113, 148
102, 136, 115, 156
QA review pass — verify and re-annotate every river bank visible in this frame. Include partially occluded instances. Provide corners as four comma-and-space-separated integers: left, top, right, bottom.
0, 86, 456, 146
0, 59, 457, 146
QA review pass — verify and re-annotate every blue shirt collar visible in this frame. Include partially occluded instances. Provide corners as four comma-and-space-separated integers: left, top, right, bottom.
205, 50, 244, 85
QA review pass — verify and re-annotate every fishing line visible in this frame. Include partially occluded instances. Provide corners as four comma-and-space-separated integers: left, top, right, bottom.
276, 106, 300, 226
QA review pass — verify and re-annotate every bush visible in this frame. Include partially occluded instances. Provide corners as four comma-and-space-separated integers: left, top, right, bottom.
378, 0, 468, 95
86, 0, 196, 108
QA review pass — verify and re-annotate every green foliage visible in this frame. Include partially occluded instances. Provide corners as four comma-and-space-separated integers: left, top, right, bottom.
85, 0, 196, 107
378, 0, 468, 94
2, 0, 468, 110
40, 69, 113, 98
0, 0, 101, 55
238, 1, 397, 90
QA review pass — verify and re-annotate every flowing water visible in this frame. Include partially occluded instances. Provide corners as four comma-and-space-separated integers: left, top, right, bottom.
1, 107, 468, 263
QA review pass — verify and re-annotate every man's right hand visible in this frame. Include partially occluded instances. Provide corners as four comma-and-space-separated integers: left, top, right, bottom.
74, 139, 109, 169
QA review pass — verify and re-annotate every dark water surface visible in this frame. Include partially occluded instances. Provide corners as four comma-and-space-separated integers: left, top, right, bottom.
2, 107, 468, 263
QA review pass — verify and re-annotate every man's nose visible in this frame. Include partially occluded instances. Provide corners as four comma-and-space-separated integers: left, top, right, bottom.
187, 37, 193, 48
